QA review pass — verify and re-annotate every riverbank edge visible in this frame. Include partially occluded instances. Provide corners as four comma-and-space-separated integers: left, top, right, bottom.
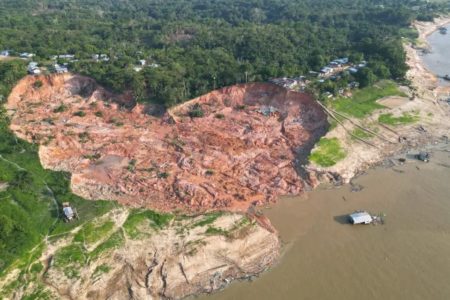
305, 16, 450, 187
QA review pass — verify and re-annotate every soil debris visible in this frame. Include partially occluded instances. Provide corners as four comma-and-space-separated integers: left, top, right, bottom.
6, 75, 328, 213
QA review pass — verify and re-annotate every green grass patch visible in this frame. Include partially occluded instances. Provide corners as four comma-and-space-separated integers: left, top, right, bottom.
192, 212, 223, 228
205, 226, 228, 237
21, 285, 53, 300
331, 80, 406, 118
73, 220, 114, 245
378, 112, 419, 126
53, 244, 86, 267
89, 231, 124, 260
399, 27, 419, 44
53, 244, 87, 278
92, 263, 111, 279
123, 209, 173, 239
29, 262, 44, 274
351, 128, 374, 140
309, 137, 346, 167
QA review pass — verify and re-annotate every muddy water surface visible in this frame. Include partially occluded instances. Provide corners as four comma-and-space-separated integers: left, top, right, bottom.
203, 146, 450, 300
422, 23, 450, 86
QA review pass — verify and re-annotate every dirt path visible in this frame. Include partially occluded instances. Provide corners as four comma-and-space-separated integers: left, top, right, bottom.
0, 154, 26, 171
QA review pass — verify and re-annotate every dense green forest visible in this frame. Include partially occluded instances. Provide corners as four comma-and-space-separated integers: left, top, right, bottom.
0, 0, 449, 284
0, 0, 448, 106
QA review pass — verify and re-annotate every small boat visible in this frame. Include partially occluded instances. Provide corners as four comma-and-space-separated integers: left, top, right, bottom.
417, 151, 430, 162
443, 74, 450, 81
438, 27, 448, 34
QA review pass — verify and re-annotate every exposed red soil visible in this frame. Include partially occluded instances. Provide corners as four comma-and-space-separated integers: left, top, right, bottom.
6, 74, 328, 212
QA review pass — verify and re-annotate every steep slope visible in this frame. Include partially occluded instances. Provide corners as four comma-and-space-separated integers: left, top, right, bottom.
6, 75, 328, 212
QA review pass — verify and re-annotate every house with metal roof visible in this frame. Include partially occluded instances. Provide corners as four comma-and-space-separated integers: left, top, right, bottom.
349, 211, 372, 224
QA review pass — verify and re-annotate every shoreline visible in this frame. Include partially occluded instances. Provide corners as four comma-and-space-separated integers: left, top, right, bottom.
416, 16, 450, 40
306, 16, 450, 185
2, 17, 450, 300
195, 16, 450, 300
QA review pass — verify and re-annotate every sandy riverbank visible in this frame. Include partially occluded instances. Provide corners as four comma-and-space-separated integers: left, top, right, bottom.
307, 16, 450, 183
415, 16, 450, 41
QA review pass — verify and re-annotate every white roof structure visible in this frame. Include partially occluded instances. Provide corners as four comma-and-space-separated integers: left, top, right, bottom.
349, 211, 372, 224
63, 206, 74, 218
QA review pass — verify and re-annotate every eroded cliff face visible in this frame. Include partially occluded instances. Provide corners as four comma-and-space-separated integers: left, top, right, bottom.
6, 74, 328, 212
35, 211, 279, 300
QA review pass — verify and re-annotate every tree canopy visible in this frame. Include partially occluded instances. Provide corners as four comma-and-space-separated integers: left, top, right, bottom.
0, 0, 447, 106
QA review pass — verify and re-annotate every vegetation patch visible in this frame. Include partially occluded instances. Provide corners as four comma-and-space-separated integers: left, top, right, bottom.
228, 217, 254, 239
123, 209, 173, 239
73, 110, 86, 117
378, 112, 419, 126
92, 263, 111, 279
89, 231, 124, 260
188, 103, 204, 118
53, 244, 87, 278
0, 59, 118, 279
205, 226, 228, 237
157, 171, 170, 179
331, 81, 406, 118
192, 212, 223, 228
73, 220, 115, 245
53, 104, 68, 113
351, 128, 374, 140
309, 137, 346, 167
30, 262, 44, 274
21, 285, 53, 300
32, 80, 43, 89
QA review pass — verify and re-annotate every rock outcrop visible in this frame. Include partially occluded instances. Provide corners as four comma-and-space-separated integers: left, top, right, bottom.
6, 74, 328, 212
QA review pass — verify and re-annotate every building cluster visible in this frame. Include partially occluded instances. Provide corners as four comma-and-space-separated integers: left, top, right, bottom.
92, 54, 110, 62
2, 49, 162, 76
53, 63, 69, 73
51, 54, 77, 62
27, 62, 41, 75
133, 59, 160, 72
269, 57, 368, 99
20, 52, 35, 59
1, 50, 36, 59
269, 76, 309, 90
320, 57, 368, 77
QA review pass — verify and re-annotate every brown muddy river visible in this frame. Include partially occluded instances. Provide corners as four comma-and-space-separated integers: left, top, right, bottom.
202, 145, 450, 300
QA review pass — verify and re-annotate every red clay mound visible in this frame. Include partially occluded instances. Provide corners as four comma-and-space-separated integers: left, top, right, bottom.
6, 74, 328, 212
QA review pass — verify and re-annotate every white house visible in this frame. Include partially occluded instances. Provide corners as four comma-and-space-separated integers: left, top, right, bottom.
349, 211, 372, 224
320, 67, 333, 75
27, 62, 41, 75
54, 64, 68, 73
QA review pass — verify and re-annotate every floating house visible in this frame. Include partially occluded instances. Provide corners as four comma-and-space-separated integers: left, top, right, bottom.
349, 211, 372, 224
